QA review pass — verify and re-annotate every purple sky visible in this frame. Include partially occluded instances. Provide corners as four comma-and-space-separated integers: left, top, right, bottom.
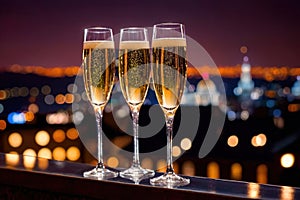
0, 0, 300, 68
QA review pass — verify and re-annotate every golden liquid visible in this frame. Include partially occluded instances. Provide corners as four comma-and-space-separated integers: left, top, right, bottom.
152, 38, 187, 114
83, 41, 115, 106
119, 41, 150, 109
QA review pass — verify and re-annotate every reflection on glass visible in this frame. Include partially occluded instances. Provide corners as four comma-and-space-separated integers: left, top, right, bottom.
38, 158, 49, 170
5, 152, 20, 167
23, 149, 37, 169
247, 183, 260, 199
280, 186, 294, 200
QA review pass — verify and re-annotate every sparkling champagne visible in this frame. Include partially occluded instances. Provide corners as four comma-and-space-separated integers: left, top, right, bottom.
152, 38, 187, 113
119, 41, 150, 109
83, 41, 115, 106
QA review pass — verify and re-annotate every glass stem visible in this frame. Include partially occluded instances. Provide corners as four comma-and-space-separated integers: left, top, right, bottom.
95, 106, 104, 169
166, 114, 175, 174
132, 110, 140, 167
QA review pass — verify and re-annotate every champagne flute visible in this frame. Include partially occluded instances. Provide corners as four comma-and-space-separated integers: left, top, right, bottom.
150, 23, 190, 187
118, 27, 155, 182
82, 27, 118, 179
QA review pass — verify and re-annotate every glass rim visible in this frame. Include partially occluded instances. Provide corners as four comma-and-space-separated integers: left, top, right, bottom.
153, 22, 184, 28
120, 27, 148, 32
84, 26, 113, 33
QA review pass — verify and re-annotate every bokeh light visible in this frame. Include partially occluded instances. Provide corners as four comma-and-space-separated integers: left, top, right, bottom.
66, 128, 79, 140
257, 164, 268, 184
141, 158, 153, 170
180, 138, 192, 150
107, 156, 119, 168
172, 146, 181, 157
0, 120, 7, 130
182, 160, 195, 176
53, 129, 66, 143
231, 163, 242, 180
207, 162, 220, 179
28, 103, 39, 114
35, 130, 50, 146
52, 147, 66, 161
8, 132, 23, 148
66, 146, 80, 161
227, 135, 239, 147
41, 85, 51, 95
281, 153, 295, 168
38, 148, 52, 159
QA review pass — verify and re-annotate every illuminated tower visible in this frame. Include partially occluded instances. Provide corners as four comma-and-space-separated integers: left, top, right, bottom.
233, 46, 255, 116
234, 46, 254, 96
237, 56, 254, 93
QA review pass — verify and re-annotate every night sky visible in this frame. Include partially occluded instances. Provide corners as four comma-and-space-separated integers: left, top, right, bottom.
0, 0, 300, 68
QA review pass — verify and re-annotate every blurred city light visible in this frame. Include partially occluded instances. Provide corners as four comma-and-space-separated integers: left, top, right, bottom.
35, 130, 50, 146
280, 153, 295, 168
228, 135, 239, 147
66, 146, 80, 161
180, 138, 192, 150
207, 162, 220, 179
107, 156, 119, 168
8, 132, 23, 148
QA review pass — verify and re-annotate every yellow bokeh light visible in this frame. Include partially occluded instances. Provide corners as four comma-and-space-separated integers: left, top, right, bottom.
281, 153, 295, 168
66, 146, 80, 161
107, 156, 119, 168
5, 151, 19, 166
256, 133, 267, 147
65, 93, 74, 104
180, 138, 192, 150
24, 111, 35, 122
172, 146, 181, 157
228, 135, 239, 147
53, 147, 66, 161
38, 148, 52, 159
207, 162, 220, 179
66, 128, 79, 140
257, 164, 268, 184
182, 160, 195, 176
157, 159, 167, 172
251, 136, 258, 147
8, 132, 23, 148
141, 158, 153, 170
231, 163, 242, 180
35, 130, 50, 146
55, 94, 65, 104
53, 129, 66, 143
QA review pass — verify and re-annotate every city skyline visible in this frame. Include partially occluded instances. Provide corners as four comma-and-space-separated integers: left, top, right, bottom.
0, 0, 300, 68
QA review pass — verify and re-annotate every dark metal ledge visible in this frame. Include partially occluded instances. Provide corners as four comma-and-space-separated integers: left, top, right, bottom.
0, 153, 299, 199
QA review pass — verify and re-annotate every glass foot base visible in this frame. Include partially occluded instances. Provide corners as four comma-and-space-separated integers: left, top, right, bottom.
83, 167, 118, 180
150, 172, 190, 188
120, 165, 155, 183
